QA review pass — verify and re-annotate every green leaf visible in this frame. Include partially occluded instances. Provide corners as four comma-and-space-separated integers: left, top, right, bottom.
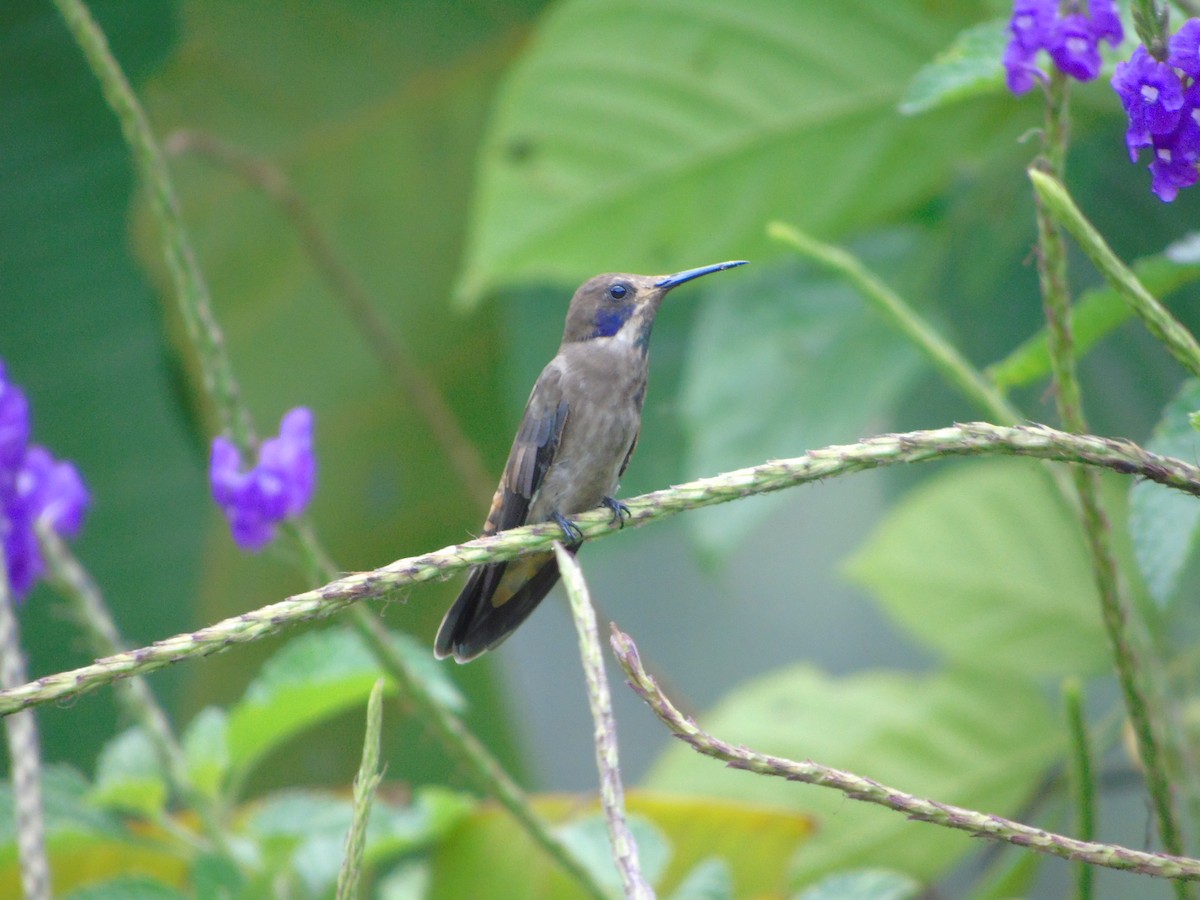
844, 462, 1110, 675
457, 0, 1015, 304
681, 238, 924, 557
248, 786, 470, 896
63, 878, 187, 900
90, 728, 168, 818
0, 766, 187, 896
181, 706, 229, 803
427, 793, 811, 899
227, 625, 462, 779
988, 247, 1200, 390
1130, 379, 1200, 607
669, 858, 732, 900
556, 813, 670, 895
795, 869, 920, 900
899, 21, 1007, 115
644, 666, 1058, 886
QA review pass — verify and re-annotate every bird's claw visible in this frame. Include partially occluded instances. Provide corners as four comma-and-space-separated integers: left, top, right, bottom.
552, 512, 585, 548
601, 496, 631, 528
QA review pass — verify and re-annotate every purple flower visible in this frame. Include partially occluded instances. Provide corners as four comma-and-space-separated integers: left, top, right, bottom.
1011, 0, 1055, 52
1169, 19, 1200, 79
1148, 85, 1200, 200
0, 362, 89, 600
1049, 14, 1104, 82
210, 407, 316, 552
1112, 45, 1186, 159
1004, 0, 1124, 95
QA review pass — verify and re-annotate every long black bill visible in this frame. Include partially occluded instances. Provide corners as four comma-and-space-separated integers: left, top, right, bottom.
655, 259, 748, 289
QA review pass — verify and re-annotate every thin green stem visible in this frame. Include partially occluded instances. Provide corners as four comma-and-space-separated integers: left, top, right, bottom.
556, 545, 651, 900
336, 679, 385, 900
3, 422, 1200, 715
767, 221, 1022, 425
165, 130, 494, 508
1132, 0, 1171, 59
0, 558, 49, 900
51, 0, 254, 448
1030, 75, 1186, 882
1063, 678, 1096, 900
1028, 170, 1200, 381
610, 626, 1200, 883
36, 524, 236, 861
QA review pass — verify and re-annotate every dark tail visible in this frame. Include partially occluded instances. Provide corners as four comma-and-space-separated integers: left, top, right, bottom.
434, 549, 567, 662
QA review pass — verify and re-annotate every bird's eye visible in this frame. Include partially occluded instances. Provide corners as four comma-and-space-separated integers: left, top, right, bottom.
608, 284, 628, 301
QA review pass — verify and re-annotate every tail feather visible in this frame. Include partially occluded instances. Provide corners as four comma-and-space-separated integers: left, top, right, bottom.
434, 550, 567, 662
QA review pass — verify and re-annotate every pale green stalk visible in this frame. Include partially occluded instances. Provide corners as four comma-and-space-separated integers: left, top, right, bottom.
1063, 679, 1096, 900
3, 422, 1200, 716
0, 556, 49, 899
555, 545, 651, 900
336, 679, 385, 900
767, 220, 1022, 425
1029, 170, 1200, 380
1029, 71, 1184, 878
611, 627, 1200, 883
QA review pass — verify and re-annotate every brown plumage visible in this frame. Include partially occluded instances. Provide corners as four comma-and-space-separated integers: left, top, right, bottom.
435, 261, 747, 662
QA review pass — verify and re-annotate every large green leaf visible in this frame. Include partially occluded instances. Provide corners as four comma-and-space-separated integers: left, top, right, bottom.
226, 625, 460, 780
899, 20, 1008, 115
457, 0, 1017, 303
1129, 379, 1200, 607
643, 665, 1058, 887
844, 462, 1111, 675
680, 235, 924, 557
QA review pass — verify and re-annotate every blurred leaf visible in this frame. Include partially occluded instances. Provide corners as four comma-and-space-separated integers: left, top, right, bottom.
0, 766, 187, 897
63, 878, 187, 900
669, 858, 732, 900
644, 666, 1058, 886
556, 813, 670, 896
427, 792, 811, 899
681, 238, 924, 557
247, 786, 471, 895
899, 20, 1007, 115
91, 727, 168, 818
989, 250, 1200, 390
844, 462, 1110, 675
181, 706, 228, 802
1130, 379, 1200, 607
795, 869, 920, 900
457, 0, 1014, 303
227, 625, 460, 779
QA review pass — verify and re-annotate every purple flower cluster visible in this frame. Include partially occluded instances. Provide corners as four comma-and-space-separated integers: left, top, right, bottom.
1004, 0, 1123, 94
210, 407, 316, 552
1112, 21, 1200, 201
0, 363, 89, 600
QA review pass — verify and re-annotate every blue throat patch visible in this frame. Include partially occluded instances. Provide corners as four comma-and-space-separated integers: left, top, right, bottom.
591, 306, 632, 339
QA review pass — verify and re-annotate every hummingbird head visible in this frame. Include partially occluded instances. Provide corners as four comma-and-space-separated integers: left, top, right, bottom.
561, 260, 747, 349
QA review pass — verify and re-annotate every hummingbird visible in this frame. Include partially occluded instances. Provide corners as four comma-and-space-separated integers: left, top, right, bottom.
435, 259, 747, 663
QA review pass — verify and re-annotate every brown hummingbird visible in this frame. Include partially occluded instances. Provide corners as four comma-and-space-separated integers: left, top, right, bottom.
435, 260, 747, 663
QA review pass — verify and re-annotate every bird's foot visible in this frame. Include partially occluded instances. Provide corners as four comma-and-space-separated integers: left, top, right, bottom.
601, 496, 631, 528
552, 512, 585, 548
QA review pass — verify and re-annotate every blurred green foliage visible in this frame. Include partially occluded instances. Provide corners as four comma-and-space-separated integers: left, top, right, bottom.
7, 0, 1200, 896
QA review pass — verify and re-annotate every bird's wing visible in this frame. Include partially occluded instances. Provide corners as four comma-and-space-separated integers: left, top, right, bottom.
485, 366, 570, 533
434, 366, 570, 662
